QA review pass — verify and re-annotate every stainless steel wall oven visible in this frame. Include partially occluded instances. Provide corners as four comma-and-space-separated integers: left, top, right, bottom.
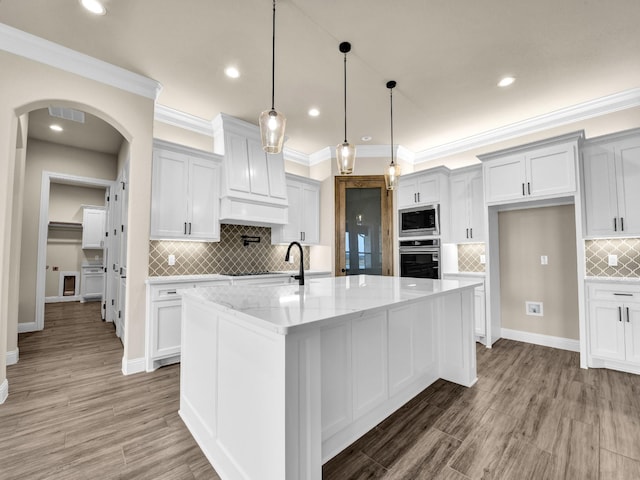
399, 239, 440, 279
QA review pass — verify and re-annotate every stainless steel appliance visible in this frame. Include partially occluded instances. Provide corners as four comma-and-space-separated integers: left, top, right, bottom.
398, 204, 439, 237
399, 238, 440, 279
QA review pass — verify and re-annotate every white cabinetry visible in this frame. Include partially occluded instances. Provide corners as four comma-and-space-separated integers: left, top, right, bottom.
151, 140, 222, 242
146, 277, 231, 371
80, 264, 104, 302
582, 129, 640, 237
480, 132, 582, 205
397, 167, 449, 208
81, 206, 105, 249
443, 274, 485, 338
213, 113, 288, 226
272, 174, 320, 245
587, 282, 640, 373
449, 166, 484, 243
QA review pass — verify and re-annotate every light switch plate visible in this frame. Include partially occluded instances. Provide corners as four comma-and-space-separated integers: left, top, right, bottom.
479, 254, 486, 264
168, 254, 176, 266
608, 254, 618, 267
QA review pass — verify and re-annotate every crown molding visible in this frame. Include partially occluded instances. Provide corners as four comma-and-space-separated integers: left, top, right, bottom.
309, 147, 332, 166
154, 104, 213, 137
414, 87, 640, 164
0, 23, 162, 100
283, 147, 309, 166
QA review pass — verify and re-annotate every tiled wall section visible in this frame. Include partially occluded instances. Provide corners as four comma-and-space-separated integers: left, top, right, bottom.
585, 238, 640, 277
457, 243, 486, 273
149, 224, 310, 276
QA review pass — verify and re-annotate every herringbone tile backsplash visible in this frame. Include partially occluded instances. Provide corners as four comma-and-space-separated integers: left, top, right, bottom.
149, 224, 310, 276
585, 238, 640, 278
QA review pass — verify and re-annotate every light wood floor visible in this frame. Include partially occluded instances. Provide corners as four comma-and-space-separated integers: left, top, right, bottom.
2, 302, 640, 479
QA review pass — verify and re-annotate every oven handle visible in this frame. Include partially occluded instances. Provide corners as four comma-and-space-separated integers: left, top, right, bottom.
399, 249, 440, 255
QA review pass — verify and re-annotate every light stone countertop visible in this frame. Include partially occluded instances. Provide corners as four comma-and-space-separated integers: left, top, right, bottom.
181, 274, 481, 334
146, 270, 332, 285
585, 276, 640, 285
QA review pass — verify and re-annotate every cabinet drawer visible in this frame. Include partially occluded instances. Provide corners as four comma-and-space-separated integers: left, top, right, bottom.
588, 283, 640, 302
151, 285, 184, 301
82, 266, 104, 274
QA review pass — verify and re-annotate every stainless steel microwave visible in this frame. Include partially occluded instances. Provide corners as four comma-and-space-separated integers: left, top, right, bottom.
399, 204, 440, 237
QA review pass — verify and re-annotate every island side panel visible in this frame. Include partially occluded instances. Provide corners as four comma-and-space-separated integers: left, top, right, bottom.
179, 295, 288, 480
438, 289, 478, 387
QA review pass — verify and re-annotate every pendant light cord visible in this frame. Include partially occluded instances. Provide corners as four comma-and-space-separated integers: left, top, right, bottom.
390, 86, 394, 165
343, 53, 348, 143
270, 0, 276, 111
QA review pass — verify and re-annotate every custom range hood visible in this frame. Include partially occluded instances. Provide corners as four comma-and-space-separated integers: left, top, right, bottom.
213, 114, 289, 227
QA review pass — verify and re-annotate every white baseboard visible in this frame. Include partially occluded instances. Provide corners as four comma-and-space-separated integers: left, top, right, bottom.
122, 356, 146, 375
18, 322, 38, 333
501, 328, 580, 352
6, 348, 19, 365
0, 379, 8, 404
45, 296, 81, 303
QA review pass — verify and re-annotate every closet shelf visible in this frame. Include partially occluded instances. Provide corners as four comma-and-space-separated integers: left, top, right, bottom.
48, 221, 82, 231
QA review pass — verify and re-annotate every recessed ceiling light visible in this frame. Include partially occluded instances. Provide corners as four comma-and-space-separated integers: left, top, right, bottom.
50, 124, 63, 132
498, 76, 516, 87
80, 0, 106, 15
361, 136, 372, 142
308, 108, 320, 117
224, 66, 240, 79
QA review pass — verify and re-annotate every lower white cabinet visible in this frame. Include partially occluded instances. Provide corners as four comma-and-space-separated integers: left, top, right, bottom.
80, 264, 104, 302
587, 282, 640, 373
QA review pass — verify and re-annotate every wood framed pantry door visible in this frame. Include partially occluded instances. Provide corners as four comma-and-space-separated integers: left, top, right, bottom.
335, 175, 394, 276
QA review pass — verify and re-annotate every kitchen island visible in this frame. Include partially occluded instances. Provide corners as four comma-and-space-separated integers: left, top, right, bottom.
179, 275, 479, 480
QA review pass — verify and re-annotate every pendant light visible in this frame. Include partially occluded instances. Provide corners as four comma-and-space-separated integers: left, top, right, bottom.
259, 0, 286, 154
384, 80, 402, 190
336, 42, 356, 174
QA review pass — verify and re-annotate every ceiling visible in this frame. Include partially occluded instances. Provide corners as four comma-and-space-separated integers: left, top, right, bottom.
2, 0, 639, 157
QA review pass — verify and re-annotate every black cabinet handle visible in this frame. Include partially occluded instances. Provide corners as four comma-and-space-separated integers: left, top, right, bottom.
188, 222, 192, 234
522, 183, 525, 196
626, 307, 630, 323
184, 222, 187, 234
619, 306, 623, 322
621, 217, 624, 231
527, 182, 531, 195
614, 293, 633, 296
466, 228, 469, 239
470, 228, 473, 238
614, 218, 617, 231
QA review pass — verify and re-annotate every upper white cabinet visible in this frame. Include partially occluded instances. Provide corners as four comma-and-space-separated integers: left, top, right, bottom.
582, 129, 640, 237
480, 132, 582, 205
151, 139, 222, 242
82, 206, 106, 249
272, 174, 320, 245
449, 165, 484, 243
397, 168, 448, 208
213, 113, 288, 226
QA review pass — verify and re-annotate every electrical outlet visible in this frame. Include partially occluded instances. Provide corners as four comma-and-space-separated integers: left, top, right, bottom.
608, 254, 618, 267
526, 301, 543, 316
168, 254, 176, 266
288, 254, 295, 264
52, 266, 59, 271
479, 254, 486, 264
540, 255, 548, 265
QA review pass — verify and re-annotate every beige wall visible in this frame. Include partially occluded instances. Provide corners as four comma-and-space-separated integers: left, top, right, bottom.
0, 50, 154, 394
20, 140, 115, 322
152, 121, 213, 153
498, 205, 579, 340
45, 183, 106, 298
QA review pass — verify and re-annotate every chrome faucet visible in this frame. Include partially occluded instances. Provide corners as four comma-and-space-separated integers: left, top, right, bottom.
285, 241, 304, 286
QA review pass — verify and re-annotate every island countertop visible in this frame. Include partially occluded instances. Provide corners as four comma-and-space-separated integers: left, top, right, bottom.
180, 274, 481, 334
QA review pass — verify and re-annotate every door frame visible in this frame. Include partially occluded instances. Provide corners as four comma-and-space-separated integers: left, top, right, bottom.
30, 171, 114, 332
334, 175, 394, 276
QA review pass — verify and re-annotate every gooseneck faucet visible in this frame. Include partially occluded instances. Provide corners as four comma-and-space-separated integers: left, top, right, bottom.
285, 241, 304, 286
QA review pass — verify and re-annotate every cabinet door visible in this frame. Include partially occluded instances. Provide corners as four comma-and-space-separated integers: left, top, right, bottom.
82, 272, 104, 297
527, 144, 576, 198
247, 137, 270, 197
468, 172, 485, 242
225, 131, 251, 194
624, 303, 640, 365
582, 146, 619, 236
152, 299, 183, 359
267, 152, 288, 200
474, 288, 485, 336
301, 182, 320, 244
188, 158, 220, 241
82, 208, 106, 248
616, 137, 640, 235
588, 300, 626, 361
273, 181, 302, 244
416, 174, 440, 205
484, 155, 526, 203
397, 179, 417, 208
151, 149, 189, 239
449, 174, 469, 243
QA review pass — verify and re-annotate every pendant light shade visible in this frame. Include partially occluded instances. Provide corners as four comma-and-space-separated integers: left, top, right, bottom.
337, 42, 356, 174
259, 0, 286, 154
384, 80, 401, 190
